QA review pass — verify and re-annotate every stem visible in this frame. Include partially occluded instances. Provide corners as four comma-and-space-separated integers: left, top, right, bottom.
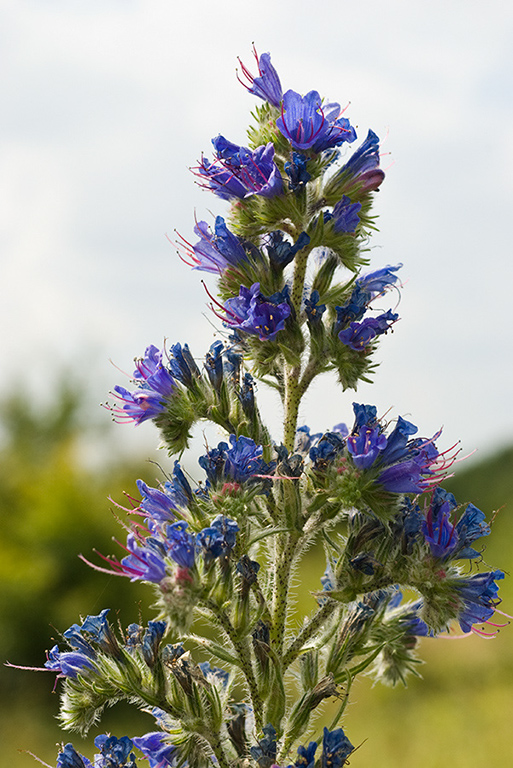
282, 244, 312, 452
270, 532, 301, 659
207, 734, 231, 768
283, 367, 301, 452
282, 600, 338, 671
202, 598, 263, 730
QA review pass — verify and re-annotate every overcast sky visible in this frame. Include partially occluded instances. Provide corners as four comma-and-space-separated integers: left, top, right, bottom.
1, 0, 512, 467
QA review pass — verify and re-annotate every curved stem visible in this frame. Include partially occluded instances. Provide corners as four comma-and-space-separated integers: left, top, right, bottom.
282, 600, 338, 671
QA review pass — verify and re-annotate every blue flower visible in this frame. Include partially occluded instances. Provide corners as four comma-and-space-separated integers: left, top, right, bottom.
335, 128, 385, 192
196, 516, 239, 561
305, 290, 326, 325
121, 534, 168, 583
456, 570, 505, 633
57, 744, 93, 768
132, 732, 176, 768
291, 741, 318, 768
178, 216, 248, 274
331, 195, 362, 233
422, 487, 490, 561
284, 152, 311, 191
136, 480, 178, 523
334, 285, 370, 329
199, 435, 273, 489
93, 735, 137, 768
80, 608, 118, 654
163, 460, 193, 507
223, 282, 291, 341
347, 404, 448, 494
237, 48, 283, 108
338, 310, 398, 351
166, 521, 195, 569
224, 434, 271, 482
250, 724, 277, 768
455, 502, 491, 559
198, 136, 283, 200
265, 230, 310, 268
276, 90, 326, 150
276, 90, 356, 152
347, 425, 387, 469
198, 661, 230, 687
296, 425, 324, 454
422, 487, 459, 559
238, 372, 255, 415
111, 346, 175, 425
168, 343, 201, 386
204, 340, 224, 391
309, 430, 346, 468
44, 645, 96, 679
321, 727, 354, 768
356, 264, 402, 295
141, 621, 167, 667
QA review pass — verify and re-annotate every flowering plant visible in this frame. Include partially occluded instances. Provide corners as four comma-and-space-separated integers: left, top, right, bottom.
17, 48, 506, 768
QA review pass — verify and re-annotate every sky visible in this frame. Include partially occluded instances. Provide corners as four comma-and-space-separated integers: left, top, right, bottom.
1, 0, 512, 467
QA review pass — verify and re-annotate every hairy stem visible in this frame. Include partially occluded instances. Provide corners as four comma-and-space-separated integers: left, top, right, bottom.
202, 599, 263, 730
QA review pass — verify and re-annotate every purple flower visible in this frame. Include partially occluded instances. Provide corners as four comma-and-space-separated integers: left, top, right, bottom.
178, 216, 248, 274
357, 264, 402, 295
237, 48, 283, 108
111, 346, 175, 425
44, 645, 96, 679
348, 404, 449, 494
347, 425, 387, 469
338, 310, 398, 351
422, 488, 459, 559
276, 90, 356, 152
121, 534, 168, 583
455, 570, 505, 633
136, 480, 178, 523
276, 90, 326, 150
198, 136, 283, 200
331, 196, 362, 234
321, 727, 354, 768
335, 129, 385, 192
223, 282, 291, 341
199, 435, 272, 488
422, 487, 490, 560
132, 732, 176, 768
224, 434, 271, 482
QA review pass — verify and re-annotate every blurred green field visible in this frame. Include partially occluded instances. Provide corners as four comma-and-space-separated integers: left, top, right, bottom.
1, 386, 512, 767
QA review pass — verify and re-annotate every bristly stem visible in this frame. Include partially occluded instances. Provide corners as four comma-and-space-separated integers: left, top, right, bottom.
282, 600, 338, 671
202, 598, 263, 731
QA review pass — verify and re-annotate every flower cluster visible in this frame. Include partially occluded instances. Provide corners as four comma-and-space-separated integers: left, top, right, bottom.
17, 47, 507, 768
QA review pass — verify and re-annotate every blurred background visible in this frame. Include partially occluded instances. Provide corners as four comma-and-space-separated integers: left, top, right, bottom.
1, 0, 512, 766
